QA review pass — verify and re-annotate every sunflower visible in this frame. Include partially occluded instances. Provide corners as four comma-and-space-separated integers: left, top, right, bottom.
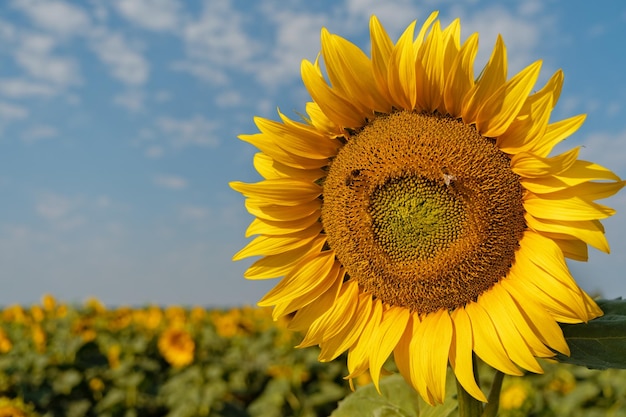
231, 13, 623, 404
158, 326, 195, 368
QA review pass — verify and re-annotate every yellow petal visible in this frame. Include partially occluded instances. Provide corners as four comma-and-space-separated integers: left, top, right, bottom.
511, 147, 580, 178
297, 277, 358, 347
346, 299, 383, 380
259, 251, 337, 306
272, 263, 343, 318
415, 20, 444, 112
244, 199, 321, 221
500, 278, 570, 355
524, 213, 609, 253
244, 236, 326, 279
480, 286, 544, 372
301, 58, 365, 128
553, 237, 589, 261
521, 159, 621, 193
239, 132, 328, 170
369, 306, 410, 392
370, 15, 394, 103
232, 222, 322, 260
387, 21, 417, 110
462, 35, 507, 124
255, 113, 340, 159
288, 274, 343, 331
318, 292, 373, 361
415, 309, 453, 404
305, 101, 342, 137
465, 301, 523, 376
449, 308, 486, 402
321, 29, 391, 113
476, 60, 542, 137
524, 193, 615, 221
253, 153, 326, 181
531, 114, 586, 157
497, 91, 552, 153
443, 33, 478, 117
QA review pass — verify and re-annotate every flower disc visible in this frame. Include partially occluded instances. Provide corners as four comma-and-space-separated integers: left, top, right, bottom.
322, 111, 526, 314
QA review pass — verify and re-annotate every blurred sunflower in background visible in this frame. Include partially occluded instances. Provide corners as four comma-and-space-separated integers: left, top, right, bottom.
158, 327, 195, 368
231, 12, 623, 404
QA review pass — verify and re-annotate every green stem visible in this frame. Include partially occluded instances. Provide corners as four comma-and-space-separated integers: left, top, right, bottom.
456, 355, 484, 417
481, 371, 504, 417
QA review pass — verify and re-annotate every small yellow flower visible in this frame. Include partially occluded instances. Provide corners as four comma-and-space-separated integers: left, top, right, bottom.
158, 327, 195, 368
89, 377, 105, 392
106, 307, 133, 332
0, 330, 12, 354
0, 396, 39, 417
189, 306, 206, 324
84, 297, 106, 314
29, 306, 44, 323
1, 305, 26, 324
31, 325, 46, 353
164, 306, 187, 325
499, 379, 534, 417
107, 344, 121, 369
41, 294, 56, 313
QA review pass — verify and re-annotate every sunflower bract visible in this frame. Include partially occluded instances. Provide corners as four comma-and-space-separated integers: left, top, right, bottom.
230, 12, 624, 405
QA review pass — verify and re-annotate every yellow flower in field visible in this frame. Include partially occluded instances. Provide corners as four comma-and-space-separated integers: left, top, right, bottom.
164, 306, 186, 325
499, 379, 533, 417
231, 13, 624, 404
29, 306, 44, 323
41, 294, 56, 313
133, 306, 163, 331
189, 306, 206, 324
158, 327, 195, 368
0, 396, 39, 417
89, 377, 105, 392
0, 330, 12, 354
1, 305, 26, 324
31, 325, 46, 353
107, 344, 121, 369
106, 306, 133, 332
84, 297, 106, 314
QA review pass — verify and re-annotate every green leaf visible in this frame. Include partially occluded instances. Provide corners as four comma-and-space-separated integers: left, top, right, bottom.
557, 298, 626, 369
330, 373, 458, 417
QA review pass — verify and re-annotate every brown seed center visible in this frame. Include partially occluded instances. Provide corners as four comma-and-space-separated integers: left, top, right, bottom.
321, 111, 526, 314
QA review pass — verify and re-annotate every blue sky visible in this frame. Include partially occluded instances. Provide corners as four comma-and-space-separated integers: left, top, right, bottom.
1, 0, 625, 308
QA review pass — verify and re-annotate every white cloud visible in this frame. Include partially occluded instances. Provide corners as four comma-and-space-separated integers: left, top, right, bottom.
36, 193, 74, 220
215, 90, 242, 108
0, 78, 57, 98
113, 89, 144, 112
0, 101, 28, 120
179, 205, 210, 221
89, 29, 149, 85
145, 145, 164, 159
112, 0, 181, 31
15, 33, 81, 86
21, 125, 58, 143
175, 0, 260, 84
11, 0, 90, 36
253, 9, 327, 87
157, 115, 219, 148
154, 174, 188, 190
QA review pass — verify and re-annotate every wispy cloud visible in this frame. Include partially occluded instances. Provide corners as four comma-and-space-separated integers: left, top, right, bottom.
21, 125, 58, 143
10, 0, 91, 36
15, 33, 82, 86
157, 115, 219, 148
89, 29, 149, 85
112, 0, 181, 32
113, 89, 145, 112
0, 78, 57, 98
154, 174, 188, 190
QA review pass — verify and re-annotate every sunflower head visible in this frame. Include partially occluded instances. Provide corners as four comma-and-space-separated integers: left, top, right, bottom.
231, 12, 623, 405
158, 326, 195, 368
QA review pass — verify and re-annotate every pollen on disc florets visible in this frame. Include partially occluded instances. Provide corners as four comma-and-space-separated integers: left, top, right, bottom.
321, 111, 526, 314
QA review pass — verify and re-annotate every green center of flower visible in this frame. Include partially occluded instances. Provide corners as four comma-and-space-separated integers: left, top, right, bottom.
322, 111, 526, 314
369, 176, 466, 262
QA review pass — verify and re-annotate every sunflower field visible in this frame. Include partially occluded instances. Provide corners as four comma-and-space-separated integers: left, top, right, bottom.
0, 295, 624, 417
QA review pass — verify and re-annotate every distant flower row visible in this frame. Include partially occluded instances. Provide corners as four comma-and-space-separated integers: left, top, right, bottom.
0, 295, 624, 416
